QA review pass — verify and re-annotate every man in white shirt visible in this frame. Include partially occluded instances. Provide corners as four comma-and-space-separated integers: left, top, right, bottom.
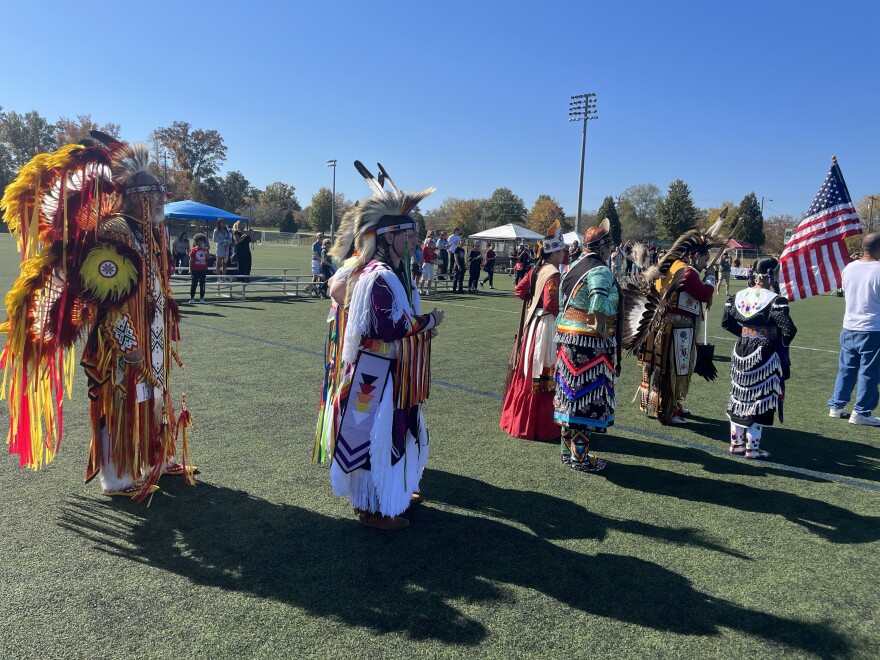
447, 227, 462, 256
829, 233, 880, 425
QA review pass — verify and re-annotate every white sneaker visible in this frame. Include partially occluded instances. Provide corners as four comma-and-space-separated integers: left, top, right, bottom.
849, 412, 880, 426
829, 407, 850, 418
199, 299, 207, 304
187, 299, 194, 304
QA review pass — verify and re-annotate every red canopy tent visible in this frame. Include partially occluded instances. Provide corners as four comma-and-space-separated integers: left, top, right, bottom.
726, 238, 759, 271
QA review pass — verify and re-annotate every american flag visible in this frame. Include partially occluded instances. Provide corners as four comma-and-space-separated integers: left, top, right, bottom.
779, 158, 862, 301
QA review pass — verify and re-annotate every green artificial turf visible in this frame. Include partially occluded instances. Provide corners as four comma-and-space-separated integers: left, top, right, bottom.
1, 236, 879, 659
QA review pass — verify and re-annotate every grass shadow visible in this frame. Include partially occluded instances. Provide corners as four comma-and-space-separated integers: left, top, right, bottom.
682, 413, 880, 484
601, 460, 880, 544
59, 478, 850, 656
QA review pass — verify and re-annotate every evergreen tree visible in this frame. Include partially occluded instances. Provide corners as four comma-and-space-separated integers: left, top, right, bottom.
733, 192, 764, 248
596, 196, 622, 245
657, 179, 700, 241
279, 208, 298, 233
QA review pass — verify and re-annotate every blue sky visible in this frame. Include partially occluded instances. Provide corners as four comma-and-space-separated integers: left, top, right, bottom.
2, 0, 877, 219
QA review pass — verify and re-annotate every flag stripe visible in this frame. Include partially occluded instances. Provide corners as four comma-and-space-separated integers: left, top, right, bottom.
782, 215, 861, 256
778, 160, 861, 301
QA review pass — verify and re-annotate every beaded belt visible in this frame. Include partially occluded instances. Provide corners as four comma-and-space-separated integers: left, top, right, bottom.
562, 308, 616, 325
741, 326, 777, 338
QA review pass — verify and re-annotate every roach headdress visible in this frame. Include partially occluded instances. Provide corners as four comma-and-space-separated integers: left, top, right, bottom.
348, 160, 435, 275
642, 220, 726, 283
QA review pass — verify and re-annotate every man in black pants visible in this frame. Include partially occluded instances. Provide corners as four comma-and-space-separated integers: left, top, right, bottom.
452, 243, 466, 293
480, 243, 496, 289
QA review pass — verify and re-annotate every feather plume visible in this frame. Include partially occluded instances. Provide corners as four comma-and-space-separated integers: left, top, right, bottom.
620, 268, 687, 355
354, 160, 384, 197
111, 143, 151, 183
630, 242, 652, 270
376, 163, 401, 195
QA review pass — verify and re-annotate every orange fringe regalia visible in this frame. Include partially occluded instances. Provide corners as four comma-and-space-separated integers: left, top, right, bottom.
0, 138, 194, 500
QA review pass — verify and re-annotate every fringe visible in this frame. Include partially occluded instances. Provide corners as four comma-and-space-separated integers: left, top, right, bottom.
729, 393, 779, 417
554, 332, 617, 350
729, 375, 782, 399
342, 265, 412, 365
731, 346, 763, 371
730, 353, 782, 385
329, 379, 428, 518
556, 361, 615, 389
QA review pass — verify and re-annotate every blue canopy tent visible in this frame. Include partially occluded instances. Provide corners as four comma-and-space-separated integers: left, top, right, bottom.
164, 200, 248, 223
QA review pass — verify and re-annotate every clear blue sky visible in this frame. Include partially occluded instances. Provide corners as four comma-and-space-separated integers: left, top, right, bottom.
2, 0, 877, 219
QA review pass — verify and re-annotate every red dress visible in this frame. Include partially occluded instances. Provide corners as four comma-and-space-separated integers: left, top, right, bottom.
500, 265, 561, 441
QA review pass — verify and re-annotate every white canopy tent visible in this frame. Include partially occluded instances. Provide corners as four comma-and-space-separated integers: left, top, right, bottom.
467, 224, 545, 273
468, 223, 544, 242
563, 231, 583, 245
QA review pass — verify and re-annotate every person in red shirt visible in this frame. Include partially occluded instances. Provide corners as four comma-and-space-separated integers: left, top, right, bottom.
500, 222, 565, 441
630, 229, 719, 425
420, 238, 437, 296
188, 233, 210, 303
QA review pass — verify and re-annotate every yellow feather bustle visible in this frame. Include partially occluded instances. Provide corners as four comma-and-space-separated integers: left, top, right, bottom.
79, 244, 138, 303
0, 144, 86, 243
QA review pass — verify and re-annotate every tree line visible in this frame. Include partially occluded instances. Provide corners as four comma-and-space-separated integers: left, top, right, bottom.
2, 107, 877, 251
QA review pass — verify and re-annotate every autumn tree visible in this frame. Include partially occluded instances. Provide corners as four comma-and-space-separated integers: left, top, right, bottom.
484, 187, 527, 227
152, 121, 227, 185
732, 192, 764, 248
763, 214, 798, 254
596, 196, 622, 245
528, 195, 566, 233
261, 182, 301, 212
425, 197, 485, 236
55, 115, 121, 146
411, 208, 426, 237
656, 179, 700, 241
704, 201, 738, 232
619, 183, 662, 239
247, 201, 284, 228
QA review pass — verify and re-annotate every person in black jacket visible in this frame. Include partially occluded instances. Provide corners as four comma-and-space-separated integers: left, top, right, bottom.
451, 243, 466, 293
721, 256, 797, 459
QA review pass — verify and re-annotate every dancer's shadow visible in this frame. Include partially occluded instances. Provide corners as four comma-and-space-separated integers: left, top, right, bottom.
602, 460, 880, 544
60, 479, 849, 656
424, 469, 746, 557
608, 434, 824, 483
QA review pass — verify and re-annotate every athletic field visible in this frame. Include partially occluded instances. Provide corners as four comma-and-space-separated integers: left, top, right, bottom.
0, 236, 878, 659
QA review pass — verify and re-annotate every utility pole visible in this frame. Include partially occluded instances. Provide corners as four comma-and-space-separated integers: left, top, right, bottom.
569, 93, 598, 235
868, 195, 879, 234
761, 196, 773, 215
326, 159, 337, 240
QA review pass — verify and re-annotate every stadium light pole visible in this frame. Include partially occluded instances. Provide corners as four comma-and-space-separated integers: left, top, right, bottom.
569, 93, 598, 234
327, 159, 337, 240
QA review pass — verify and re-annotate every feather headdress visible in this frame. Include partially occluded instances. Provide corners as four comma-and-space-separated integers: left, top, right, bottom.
348, 160, 434, 274
642, 221, 726, 283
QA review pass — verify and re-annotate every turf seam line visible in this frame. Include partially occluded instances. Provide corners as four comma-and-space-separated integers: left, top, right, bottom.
181, 318, 880, 494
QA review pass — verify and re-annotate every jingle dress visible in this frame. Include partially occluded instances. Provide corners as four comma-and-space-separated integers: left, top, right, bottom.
554, 254, 619, 465
722, 287, 797, 427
